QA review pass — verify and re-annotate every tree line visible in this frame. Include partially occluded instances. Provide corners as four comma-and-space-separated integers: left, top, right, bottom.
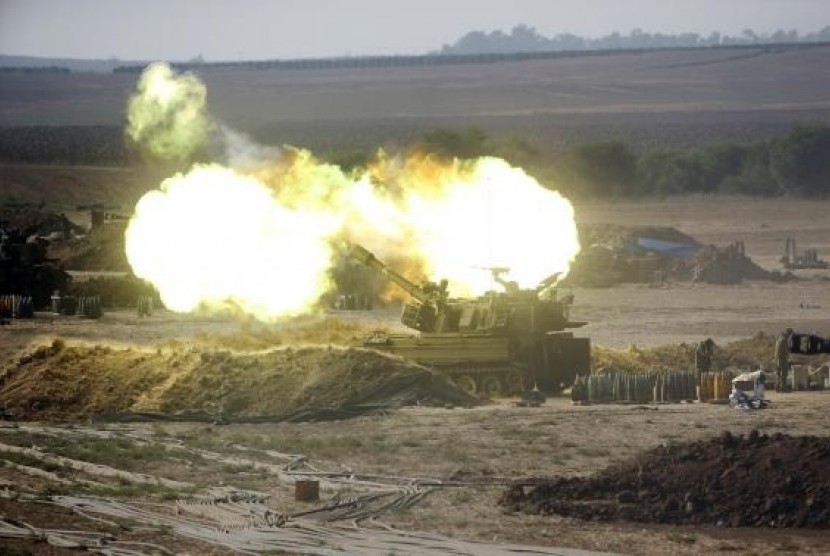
338, 123, 830, 199
555, 124, 830, 198
1, 123, 828, 198
440, 25, 830, 55
0, 66, 70, 74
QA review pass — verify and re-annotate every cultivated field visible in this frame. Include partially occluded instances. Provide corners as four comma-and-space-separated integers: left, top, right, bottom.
2, 44, 830, 152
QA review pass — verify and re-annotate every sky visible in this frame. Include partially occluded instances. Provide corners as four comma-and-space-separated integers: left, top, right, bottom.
1, 0, 829, 61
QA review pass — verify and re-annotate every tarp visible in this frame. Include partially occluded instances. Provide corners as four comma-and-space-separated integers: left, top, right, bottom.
633, 237, 699, 258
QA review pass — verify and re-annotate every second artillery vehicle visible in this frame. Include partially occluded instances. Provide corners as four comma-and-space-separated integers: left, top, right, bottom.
0, 219, 70, 312
349, 244, 590, 397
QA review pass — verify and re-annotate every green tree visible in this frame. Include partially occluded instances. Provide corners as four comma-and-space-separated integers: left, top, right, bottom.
697, 142, 748, 192
324, 148, 371, 172
638, 151, 705, 195
769, 124, 830, 196
717, 143, 778, 196
418, 127, 490, 159
565, 141, 638, 197
491, 133, 540, 168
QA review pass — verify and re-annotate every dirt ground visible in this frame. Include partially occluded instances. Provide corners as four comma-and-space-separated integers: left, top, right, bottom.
3, 196, 830, 554
571, 196, 830, 348
2, 396, 830, 554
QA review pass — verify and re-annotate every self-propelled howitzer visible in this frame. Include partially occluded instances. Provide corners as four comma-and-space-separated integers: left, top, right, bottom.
349, 243, 590, 396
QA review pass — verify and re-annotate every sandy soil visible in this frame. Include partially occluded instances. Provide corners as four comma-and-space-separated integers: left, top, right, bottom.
571, 196, 830, 348
2, 395, 830, 555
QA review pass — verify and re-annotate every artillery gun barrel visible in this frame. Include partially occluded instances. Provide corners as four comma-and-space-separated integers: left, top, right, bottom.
348, 243, 429, 303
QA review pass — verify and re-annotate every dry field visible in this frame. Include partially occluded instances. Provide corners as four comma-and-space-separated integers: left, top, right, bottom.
2, 44, 829, 152
573, 196, 830, 347
2, 396, 830, 555
2, 196, 830, 554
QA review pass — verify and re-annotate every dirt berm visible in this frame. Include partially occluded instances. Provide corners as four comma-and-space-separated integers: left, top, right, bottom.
502, 431, 830, 528
0, 340, 476, 422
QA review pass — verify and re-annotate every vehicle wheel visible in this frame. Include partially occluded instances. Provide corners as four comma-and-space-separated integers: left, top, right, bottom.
451, 375, 478, 396
480, 375, 504, 398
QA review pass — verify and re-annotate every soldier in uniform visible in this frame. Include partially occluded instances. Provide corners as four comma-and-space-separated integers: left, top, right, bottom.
775, 328, 793, 392
695, 338, 714, 377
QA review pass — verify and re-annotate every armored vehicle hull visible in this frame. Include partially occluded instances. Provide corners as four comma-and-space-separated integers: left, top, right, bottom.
365, 330, 589, 396
349, 243, 590, 396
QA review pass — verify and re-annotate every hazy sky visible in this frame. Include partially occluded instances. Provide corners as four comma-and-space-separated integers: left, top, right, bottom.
2, 0, 829, 61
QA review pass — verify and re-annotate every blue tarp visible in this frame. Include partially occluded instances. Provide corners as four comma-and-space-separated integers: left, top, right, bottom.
632, 237, 699, 258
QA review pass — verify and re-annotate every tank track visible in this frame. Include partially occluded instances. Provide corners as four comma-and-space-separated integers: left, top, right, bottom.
439, 365, 526, 398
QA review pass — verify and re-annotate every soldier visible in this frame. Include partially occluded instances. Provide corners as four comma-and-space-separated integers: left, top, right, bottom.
695, 338, 714, 376
775, 328, 793, 392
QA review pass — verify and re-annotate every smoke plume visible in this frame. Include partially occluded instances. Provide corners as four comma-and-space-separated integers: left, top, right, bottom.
125, 64, 580, 320
126, 62, 211, 160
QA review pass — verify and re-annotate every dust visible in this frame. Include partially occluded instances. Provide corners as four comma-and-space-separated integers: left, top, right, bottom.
190, 316, 384, 350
